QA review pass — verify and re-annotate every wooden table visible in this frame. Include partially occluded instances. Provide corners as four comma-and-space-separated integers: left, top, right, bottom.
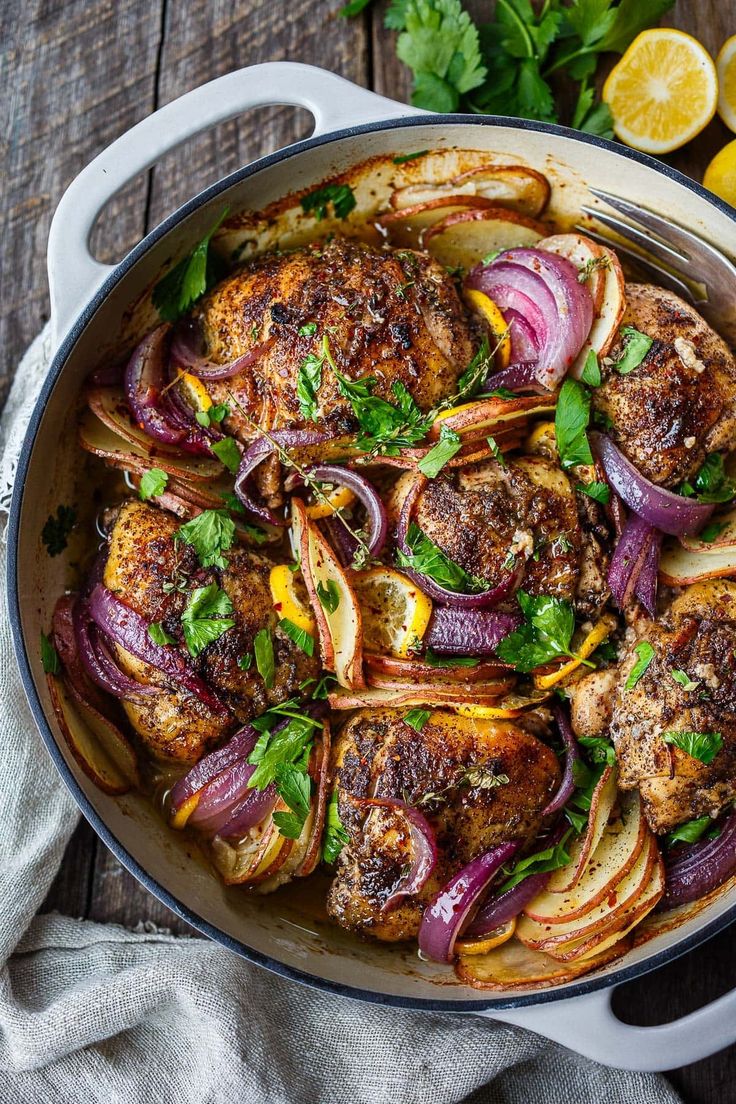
3, 1, 736, 1097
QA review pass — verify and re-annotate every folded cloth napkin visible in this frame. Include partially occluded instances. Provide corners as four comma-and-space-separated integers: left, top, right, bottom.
0, 328, 683, 1104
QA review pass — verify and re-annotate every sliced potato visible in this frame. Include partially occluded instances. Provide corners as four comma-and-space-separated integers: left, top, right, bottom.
428, 395, 556, 440
296, 726, 331, 878
365, 672, 516, 698
659, 538, 736, 585
547, 766, 618, 895
524, 788, 645, 925
566, 242, 625, 376
292, 498, 364, 689
424, 208, 547, 271
329, 685, 515, 711
455, 932, 629, 990
378, 196, 497, 249
391, 165, 550, 218
680, 508, 736, 554
79, 406, 222, 484
48, 675, 135, 795
363, 653, 511, 684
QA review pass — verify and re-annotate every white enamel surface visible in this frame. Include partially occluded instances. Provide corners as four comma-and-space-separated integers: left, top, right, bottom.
16, 63, 736, 1069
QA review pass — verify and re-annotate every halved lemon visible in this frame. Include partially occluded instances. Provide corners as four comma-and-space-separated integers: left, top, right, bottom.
269, 564, 316, 634
464, 289, 512, 368
704, 139, 736, 207
353, 566, 432, 658
717, 35, 736, 133
603, 29, 718, 154
305, 484, 356, 520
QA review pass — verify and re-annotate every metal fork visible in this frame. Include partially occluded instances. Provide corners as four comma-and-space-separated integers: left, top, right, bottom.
575, 187, 736, 346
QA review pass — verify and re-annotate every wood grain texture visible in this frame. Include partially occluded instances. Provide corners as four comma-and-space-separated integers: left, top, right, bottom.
8, 0, 735, 1096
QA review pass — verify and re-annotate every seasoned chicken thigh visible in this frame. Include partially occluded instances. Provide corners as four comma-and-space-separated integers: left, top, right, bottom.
593, 285, 736, 487
103, 501, 318, 762
194, 236, 476, 439
609, 581, 736, 834
326, 709, 560, 941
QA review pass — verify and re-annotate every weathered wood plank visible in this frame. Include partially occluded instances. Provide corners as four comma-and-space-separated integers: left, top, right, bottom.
42, 819, 98, 918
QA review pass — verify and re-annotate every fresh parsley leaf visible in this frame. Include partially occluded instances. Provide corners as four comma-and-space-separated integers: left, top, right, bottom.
455, 337, 491, 399
662, 730, 723, 765
615, 326, 653, 375
322, 791, 350, 864
424, 648, 479, 668
699, 521, 727, 543
665, 816, 714, 847
404, 708, 431, 732
577, 480, 610, 504
497, 829, 572, 893
298, 321, 318, 336
339, 0, 374, 15
152, 209, 228, 322
40, 632, 60, 675
301, 183, 356, 221
496, 591, 577, 673
625, 641, 655, 690
181, 583, 235, 658
254, 627, 275, 688
396, 0, 487, 113
594, 0, 675, 54
41, 505, 76, 556
385, 0, 410, 30
417, 424, 462, 478
671, 669, 699, 692
279, 617, 315, 657
310, 672, 339, 701
555, 378, 593, 469
578, 735, 616, 767
196, 403, 230, 428
248, 712, 317, 790
148, 622, 175, 646
397, 522, 490, 594
296, 350, 323, 423
212, 437, 241, 474
592, 639, 619, 665
272, 763, 312, 840
580, 348, 602, 387
176, 509, 235, 569
139, 468, 169, 501
237, 652, 253, 671
316, 579, 341, 615
392, 149, 429, 163
681, 453, 736, 505
487, 435, 506, 467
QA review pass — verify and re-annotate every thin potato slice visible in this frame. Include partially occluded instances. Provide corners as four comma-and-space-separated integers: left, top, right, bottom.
429, 396, 557, 440
391, 165, 550, 218
424, 208, 547, 271
546, 766, 618, 894
379, 196, 497, 249
660, 539, 736, 585
455, 933, 629, 990
329, 685, 513, 711
567, 242, 625, 375
48, 675, 134, 795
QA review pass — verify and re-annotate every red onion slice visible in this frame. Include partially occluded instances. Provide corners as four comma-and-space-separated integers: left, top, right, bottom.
357, 797, 438, 911
418, 841, 519, 962
396, 475, 522, 610
425, 607, 521, 656
304, 465, 387, 556
504, 308, 541, 363
88, 584, 228, 716
234, 429, 331, 527
484, 362, 549, 395
592, 433, 715, 536
74, 602, 161, 700
661, 812, 736, 909
319, 515, 359, 567
466, 266, 552, 344
607, 513, 656, 610
170, 725, 260, 813
542, 702, 579, 817
634, 528, 663, 618
171, 319, 275, 381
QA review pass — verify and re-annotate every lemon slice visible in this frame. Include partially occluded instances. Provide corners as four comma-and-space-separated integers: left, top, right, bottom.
533, 614, 618, 691
704, 139, 736, 207
269, 564, 316, 635
717, 35, 736, 133
305, 484, 356, 520
603, 29, 718, 154
177, 372, 212, 415
464, 290, 512, 368
456, 918, 516, 956
353, 566, 432, 659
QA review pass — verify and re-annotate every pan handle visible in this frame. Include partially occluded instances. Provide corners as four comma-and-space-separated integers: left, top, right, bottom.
483, 981, 736, 1071
47, 62, 421, 344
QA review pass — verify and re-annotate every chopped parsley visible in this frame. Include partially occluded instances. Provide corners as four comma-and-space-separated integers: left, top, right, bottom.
403, 708, 431, 732
254, 627, 275, 688
296, 349, 323, 422
148, 622, 175, 646
152, 209, 228, 322
698, 521, 728, 544
679, 453, 736, 504
211, 437, 241, 474
40, 632, 60, 675
322, 791, 349, 864
417, 424, 462, 478
392, 149, 429, 163
671, 669, 699, 692
615, 326, 653, 375
424, 648, 479, 668
580, 348, 602, 387
237, 652, 253, 671
272, 765, 312, 840
497, 830, 573, 894
195, 403, 229, 428
577, 735, 616, 767
298, 321, 318, 337
662, 730, 723, 765
301, 182, 356, 221
181, 583, 235, 658
487, 435, 506, 467
176, 509, 235, 569
279, 617, 315, 657
555, 378, 593, 470
139, 468, 168, 501
316, 579, 340, 614
41, 505, 76, 556
625, 641, 655, 691
496, 591, 577, 673
397, 522, 490, 594
577, 480, 610, 504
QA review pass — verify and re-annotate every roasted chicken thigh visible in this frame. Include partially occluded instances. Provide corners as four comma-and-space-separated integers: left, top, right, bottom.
326, 708, 560, 941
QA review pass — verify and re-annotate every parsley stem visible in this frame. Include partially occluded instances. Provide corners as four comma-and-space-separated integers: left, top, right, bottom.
497, 0, 534, 58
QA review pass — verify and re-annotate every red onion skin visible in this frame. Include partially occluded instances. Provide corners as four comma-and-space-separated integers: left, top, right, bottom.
504, 308, 540, 363
418, 841, 519, 962
425, 607, 521, 656
216, 784, 279, 839
88, 584, 228, 717
73, 599, 160, 699
52, 595, 115, 718
466, 266, 552, 344
359, 797, 438, 911
171, 319, 275, 381
484, 362, 550, 396
593, 433, 715, 536
319, 516, 358, 567
607, 514, 657, 610
463, 871, 550, 937
306, 464, 387, 556
661, 812, 736, 909
234, 429, 330, 527
170, 725, 259, 812
634, 528, 663, 618
542, 703, 579, 817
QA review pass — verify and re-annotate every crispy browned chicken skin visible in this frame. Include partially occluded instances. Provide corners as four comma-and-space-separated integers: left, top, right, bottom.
593, 285, 736, 487
583, 581, 736, 834
326, 709, 559, 941
103, 501, 318, 762
195, 236, 476, 439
